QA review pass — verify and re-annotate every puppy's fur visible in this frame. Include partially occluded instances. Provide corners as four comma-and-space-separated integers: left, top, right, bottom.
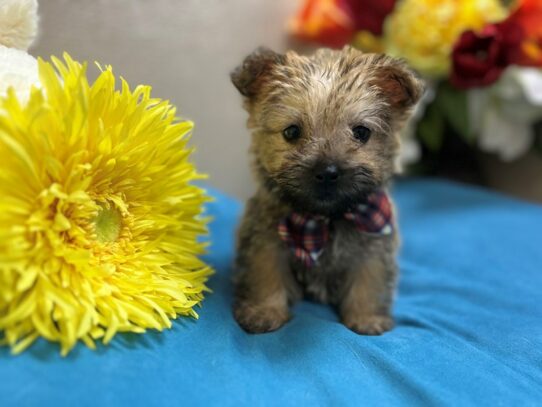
231, 46, 423, 335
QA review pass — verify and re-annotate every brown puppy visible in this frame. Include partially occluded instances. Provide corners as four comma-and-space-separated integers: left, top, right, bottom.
230, 46, 423, 335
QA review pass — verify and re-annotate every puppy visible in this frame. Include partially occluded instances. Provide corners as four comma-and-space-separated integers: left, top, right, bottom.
230, 46, 423, 335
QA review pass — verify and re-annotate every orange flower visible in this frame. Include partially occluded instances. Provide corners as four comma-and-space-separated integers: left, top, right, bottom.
289, 0, 355, 48
502, 0, 542, 65
289, 0, 396, 48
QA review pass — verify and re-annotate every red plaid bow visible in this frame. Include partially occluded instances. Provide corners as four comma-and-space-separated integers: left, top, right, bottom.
278, 190, 393, 267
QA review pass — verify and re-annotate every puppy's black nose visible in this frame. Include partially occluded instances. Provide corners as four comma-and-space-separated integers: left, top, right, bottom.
314, 164, 340, 184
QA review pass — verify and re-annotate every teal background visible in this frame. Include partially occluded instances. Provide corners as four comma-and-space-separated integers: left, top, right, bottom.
2, 179, 541, 406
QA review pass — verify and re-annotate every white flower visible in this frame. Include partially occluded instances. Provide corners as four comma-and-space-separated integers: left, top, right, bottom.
0, 0, 38, 51
469, 67, 542, 161
0, 45, 39, 102
0, 0, 40, 102
396, 83, 436, 172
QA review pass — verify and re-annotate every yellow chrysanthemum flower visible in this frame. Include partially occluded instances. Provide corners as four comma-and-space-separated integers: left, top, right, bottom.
384, 0, 508, 77
0, 54, 213, 355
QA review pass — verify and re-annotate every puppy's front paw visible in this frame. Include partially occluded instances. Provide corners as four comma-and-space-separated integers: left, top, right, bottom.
342, 314, 394, 336
233, 302, 290, 334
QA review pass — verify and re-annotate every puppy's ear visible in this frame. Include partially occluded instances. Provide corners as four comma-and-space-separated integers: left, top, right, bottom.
373, 59, 425, 111
231, 47, 285, 99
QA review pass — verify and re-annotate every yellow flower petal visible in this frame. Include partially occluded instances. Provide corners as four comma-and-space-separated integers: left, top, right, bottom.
0, 55, 212, 355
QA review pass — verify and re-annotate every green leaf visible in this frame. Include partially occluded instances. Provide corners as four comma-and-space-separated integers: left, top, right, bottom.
436, 81, 472, 142
417, 102, 444, 151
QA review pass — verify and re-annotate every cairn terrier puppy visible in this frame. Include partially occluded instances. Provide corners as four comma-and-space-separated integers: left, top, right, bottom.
230, 46, 423, 335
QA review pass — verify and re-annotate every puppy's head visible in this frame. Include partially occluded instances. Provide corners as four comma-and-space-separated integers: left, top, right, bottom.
232, 46, 424, 215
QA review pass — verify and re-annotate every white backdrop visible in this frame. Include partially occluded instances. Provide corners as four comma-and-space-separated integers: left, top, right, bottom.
32, 0, 300, 199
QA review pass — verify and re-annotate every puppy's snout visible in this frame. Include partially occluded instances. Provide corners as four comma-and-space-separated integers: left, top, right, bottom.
314, 164, 340, 184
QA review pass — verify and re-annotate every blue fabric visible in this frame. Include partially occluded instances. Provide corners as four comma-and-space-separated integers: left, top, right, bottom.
2, 179, 542, 406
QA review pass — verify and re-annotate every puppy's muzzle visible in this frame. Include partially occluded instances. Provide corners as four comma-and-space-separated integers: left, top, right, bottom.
313, 163, 341, 189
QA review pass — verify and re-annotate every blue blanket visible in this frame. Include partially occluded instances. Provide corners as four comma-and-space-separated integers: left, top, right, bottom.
2, 179, 542, 406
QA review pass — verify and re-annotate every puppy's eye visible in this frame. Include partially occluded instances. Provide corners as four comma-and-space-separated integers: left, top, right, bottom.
352, 125, 371, 144
282, 125, 301, 142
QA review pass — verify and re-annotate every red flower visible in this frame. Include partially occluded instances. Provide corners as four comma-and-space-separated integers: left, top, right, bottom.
347, 0, 396, 36
290, 0, 396, 48
450, 0, 542, 89
451, 25, 514, 89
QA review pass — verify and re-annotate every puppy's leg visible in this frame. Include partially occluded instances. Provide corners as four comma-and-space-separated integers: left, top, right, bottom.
340, 257, 396, 335
234, 239, 298, 333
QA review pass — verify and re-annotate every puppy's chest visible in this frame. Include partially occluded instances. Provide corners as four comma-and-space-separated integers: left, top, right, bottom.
289, 220, 377, 304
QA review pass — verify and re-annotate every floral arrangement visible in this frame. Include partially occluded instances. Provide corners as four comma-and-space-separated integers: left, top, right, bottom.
290, 0, 542, 168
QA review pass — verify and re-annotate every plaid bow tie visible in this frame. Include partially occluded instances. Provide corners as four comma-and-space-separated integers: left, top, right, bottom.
278, 190, 393, 267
